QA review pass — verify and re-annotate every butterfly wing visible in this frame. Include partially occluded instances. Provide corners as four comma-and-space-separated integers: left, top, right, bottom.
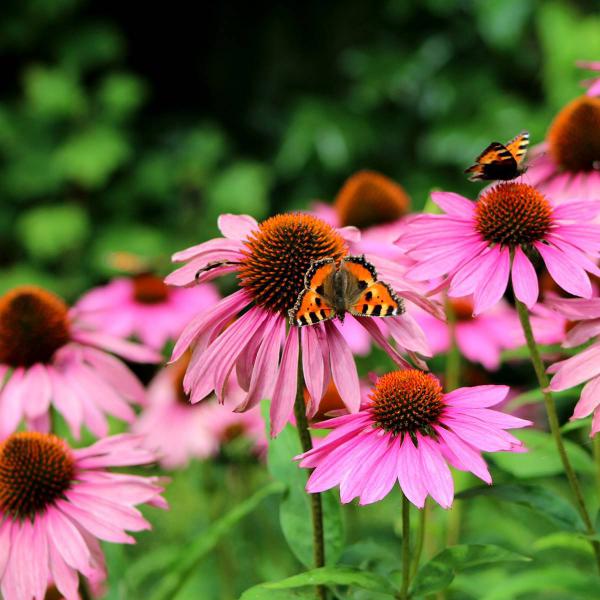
289, 259, 337, 327
464, 141, 518, 181
342, 256, 404, 318
504, 131, 530, 166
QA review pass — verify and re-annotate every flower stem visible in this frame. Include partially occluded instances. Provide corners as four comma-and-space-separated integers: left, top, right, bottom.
293, 371, 326, 600
410, 501, 427, 580
444, 299, 461, 392
515, 297, 600, 571
400, 494, 411, 600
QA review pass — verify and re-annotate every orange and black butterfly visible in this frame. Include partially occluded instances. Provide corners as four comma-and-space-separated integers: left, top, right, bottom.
289, 255, 404, 327
464, 131, 530, 181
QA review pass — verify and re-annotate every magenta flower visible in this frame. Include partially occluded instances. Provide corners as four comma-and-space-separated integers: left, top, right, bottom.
0, 432, 166, 600
399, 182, 600, 315
167, 212, 437, 436
296, 370, 530, 507
527, 93, 600, 204
0, 286, 160, 439
547, 297, 600, 435
76, 274, 220, 350
133, 355, 266, 468
577, 60, 600, 96
414, 297, 521, 370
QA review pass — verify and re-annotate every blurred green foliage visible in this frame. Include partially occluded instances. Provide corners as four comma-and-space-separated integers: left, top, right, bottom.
2, 1, 600, 599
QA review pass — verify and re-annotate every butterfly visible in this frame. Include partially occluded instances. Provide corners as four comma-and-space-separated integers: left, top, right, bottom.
464, 131, 530, 181
289, 255, 404, 327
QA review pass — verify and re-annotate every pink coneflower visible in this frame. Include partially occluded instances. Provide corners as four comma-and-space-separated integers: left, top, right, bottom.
399, 183, 600, 315
577, 61, 600, 97
167, 213, 437, 436
296, 369, 529, 507
76, 273, 220, 350
526, 94, 600, 203
0, 431, 166, 600
546, 297, 600, 435
0, 286, 159, 439
133, 354, 266, 468
414, 297, 521, 371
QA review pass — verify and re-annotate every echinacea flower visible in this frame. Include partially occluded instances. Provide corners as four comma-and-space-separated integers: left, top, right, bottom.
0, 432, 166, 600
546, 296, 600, 435
527, 94, 600, 203
399, 182, 600, 315
167, 213, 437, 436
133, 354, 266, 468
577, 60, 600, 97
296, 369, 530, 507
0, 286, 159, 439
76, 273, 220, 350
414, 297, 521, 371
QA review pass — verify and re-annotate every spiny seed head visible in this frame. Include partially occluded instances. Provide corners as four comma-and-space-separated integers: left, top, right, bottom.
370, 370, 445, 437
0, 286, 71, 367
547, 96, 600, 172
132, 273, 170, 304
475, 182, 552, 247
0, 432, 75, 520
334, 170, 410, 229
238, 213, 347, 315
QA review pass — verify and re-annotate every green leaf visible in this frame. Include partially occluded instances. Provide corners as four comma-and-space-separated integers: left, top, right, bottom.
268, 421, 345, 567
240, 566, 396, 599
17, 204, 90, 261
147, 481, 284, 600
24, 66, 86, 119
490, 429, 595, 477
411, 544, 530, 596
54, 125, 130, 188
457, 484, 584, 531
98, 73, 147, 120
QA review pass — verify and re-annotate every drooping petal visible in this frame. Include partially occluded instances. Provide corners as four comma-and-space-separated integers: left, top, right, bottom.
549, 343, 600, 391
417, 436, 454, 508
431, 191, 476, 217
536, 241, 592, 298
572, 376, 600, 419
473, 246, 510, 315
217, 214, 258, 240
270, 327, 299, 436
397, 437, 428, 508
511, 246, 538, 308
325, 321, 361, 413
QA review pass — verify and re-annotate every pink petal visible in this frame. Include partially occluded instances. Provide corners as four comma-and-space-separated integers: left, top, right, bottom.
449, 246, 499, 298
473, 246, 510, 315
171, 237, 245, 263
73, 330, 161, 363
270, 328, 299, 436
511, 247, 538, 308
49, 540, 79, 600
356, 318, 411, 369
417, 437, 454, 508
46, 508, 93, 575
0, 369, 25, 437
325, 321, 360, 413
387, 313, 431, 356
301, 326, 326, 409
436, 427, 491, 484
358, 439, 400, 505
536, 242, 592, 298
572, 376, 600, 419
431, 191, 476, 217
217, 214, 258, 240
549, 343, 600, 391
397, 437, 428, 508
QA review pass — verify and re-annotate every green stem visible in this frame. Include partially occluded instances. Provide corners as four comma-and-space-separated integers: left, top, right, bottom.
444, 300, 460, 392
410, 501, 427, 580
294, 367, 326, 600
515, 297, 600, 571
400, 494, 411, 600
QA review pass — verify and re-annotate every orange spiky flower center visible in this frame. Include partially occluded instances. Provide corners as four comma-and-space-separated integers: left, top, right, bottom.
238, 213, 347, 315
132, 273, 170, 304
0, 432, 75, 520
547, 96, 600, 172
0, 286, 71, 367
370, 370, 445, 437
334, 170, 410, 229
475, 182, 553, 247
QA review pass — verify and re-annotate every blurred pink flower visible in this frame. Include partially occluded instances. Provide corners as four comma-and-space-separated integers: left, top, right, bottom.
547, 297, 600, 435
399, 183, 600, 314
296, 370, 530, 507
166, 212, 440, 436
527, 93, 600, 204
76, 274, 220, 350
0, 286, 159, 439
0, 432, 166, 600
134, 355, 266, 468
577, 60, 600, 97
414, 297, 521, 371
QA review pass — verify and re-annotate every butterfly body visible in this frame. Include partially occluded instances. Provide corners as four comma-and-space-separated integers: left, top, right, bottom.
465, 131, 530, 181
289, 255, 404, 327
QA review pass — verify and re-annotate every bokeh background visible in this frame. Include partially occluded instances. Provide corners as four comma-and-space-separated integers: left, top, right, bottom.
2, 1, 600, 599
